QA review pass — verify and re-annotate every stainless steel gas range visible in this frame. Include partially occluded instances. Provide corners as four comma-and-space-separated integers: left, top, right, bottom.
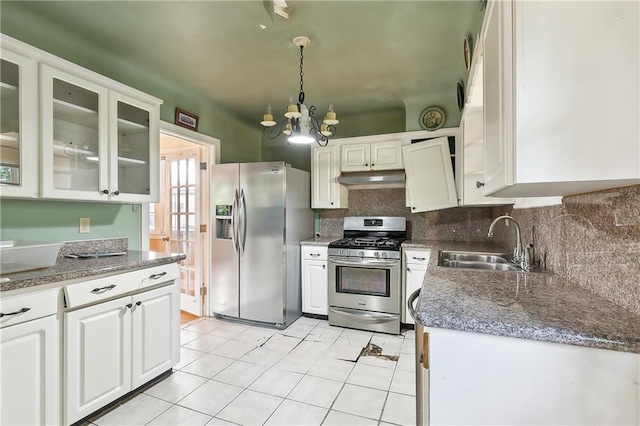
328, 216, 406, 334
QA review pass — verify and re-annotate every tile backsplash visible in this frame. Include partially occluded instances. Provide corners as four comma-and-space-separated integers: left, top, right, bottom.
492, 185, 640, 316
319, 185, 640, 316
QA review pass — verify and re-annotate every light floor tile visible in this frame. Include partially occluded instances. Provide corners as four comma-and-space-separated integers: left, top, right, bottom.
307, 357, 355, 382
209, 323, 250, 338
175, 347, 207, 370
347, 362, 394, 391
381, 392, 416, 425
233, 326, 277, 344
262, 334, 303, 352
147, 405, 212, 426
332, 384, 386, 420
274, 351, 320, 374
396, 352, 415, 372
210, 339, 260, 360
292, 316, 322, 326
144, 371, 207, 403
213, 360, 267, 388
264, 399, 327, 425
177, 380, 243, 417
324, 343, 364, 362
183, 334, 229, 353
206, 418, 240, 425
93, 394, 172, 426
248, 368, 304, 398
216, 389, 283, 425
181, 330, 205, 345
278, 323, 315, 339
322, 410, 378, 426
389, 368, 416, 396
183, 318, 222, 334
288, 375, 343, 408
181, 353, 235, 378
357, 354, 398, 369
241, 346, 289, 367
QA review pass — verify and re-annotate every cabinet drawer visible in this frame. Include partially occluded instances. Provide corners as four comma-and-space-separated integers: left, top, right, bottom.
65, 263, 180, 308
404, 249, 431, 265
302, 246, 328, 261
0, 287, 61, 328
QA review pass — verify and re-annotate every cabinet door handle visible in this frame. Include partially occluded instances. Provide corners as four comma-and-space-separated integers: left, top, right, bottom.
0, 307, 31, 317
310, 253, 320, 258
476, 181, 485, 188
125, 303, 133, 309
406, 267, 410, 272
412, 257, 426, 261
322, 264, 326, 269
135, 301, 142, 306
91, 284, 116, 294
112, 190, 120, 196
330, 202, 334, 205
102, 189, 109, 194
365, 163, 368, 167
149, 272, 167, 280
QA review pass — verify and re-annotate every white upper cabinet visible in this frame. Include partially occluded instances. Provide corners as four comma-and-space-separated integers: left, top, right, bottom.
483, 0, 640, 197
311, 145, 347, 209
341, 139, 403, 172
0, 43, 38, 198
403, 137, 458, 213
0, 34, 162, 203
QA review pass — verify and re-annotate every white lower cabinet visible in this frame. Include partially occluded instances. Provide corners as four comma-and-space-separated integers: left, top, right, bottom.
64, 272, 179, 424
301, 246, 328, 316
1, 314, 59, 425
402, 249, 430, 324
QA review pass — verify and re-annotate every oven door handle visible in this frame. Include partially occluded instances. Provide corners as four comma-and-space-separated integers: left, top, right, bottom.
329, 258, 399, 267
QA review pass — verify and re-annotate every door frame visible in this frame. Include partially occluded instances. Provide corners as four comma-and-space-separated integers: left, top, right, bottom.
141, 121, 220, 317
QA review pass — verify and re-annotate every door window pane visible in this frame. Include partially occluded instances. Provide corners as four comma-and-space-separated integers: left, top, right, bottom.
0, 59, 20, 185
117, 102, 150, 195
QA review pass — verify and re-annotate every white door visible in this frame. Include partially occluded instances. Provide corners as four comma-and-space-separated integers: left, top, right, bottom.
302, 259, 328, 315
370, 140, 403, 170
164, 147, 202, 315
64, 296, 132, 425
131, 283, 180, 388
341, 143, 370, 171
1, 315, 59, 426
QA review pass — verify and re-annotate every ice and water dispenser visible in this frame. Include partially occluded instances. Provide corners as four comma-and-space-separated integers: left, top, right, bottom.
215, 205, 233, 240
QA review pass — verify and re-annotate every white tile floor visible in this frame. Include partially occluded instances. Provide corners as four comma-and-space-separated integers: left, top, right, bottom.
87, 316, 417, 426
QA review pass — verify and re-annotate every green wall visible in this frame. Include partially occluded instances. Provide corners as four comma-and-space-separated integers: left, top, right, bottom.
0, 200, 142, 249
0, 5, 263, 249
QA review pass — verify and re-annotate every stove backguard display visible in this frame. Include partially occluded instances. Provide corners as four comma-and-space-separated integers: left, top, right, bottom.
363, 218, 383, 227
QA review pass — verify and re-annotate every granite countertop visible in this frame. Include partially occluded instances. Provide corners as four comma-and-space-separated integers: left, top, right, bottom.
1, 239, 186, 293
300, 237, 338, 246
406, 241, 640, 353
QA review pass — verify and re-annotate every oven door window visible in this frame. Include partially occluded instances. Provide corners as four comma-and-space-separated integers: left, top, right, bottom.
336, 266, 390, 297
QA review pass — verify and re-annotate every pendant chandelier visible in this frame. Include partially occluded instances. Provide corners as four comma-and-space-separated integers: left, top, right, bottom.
260, 36, 339, 147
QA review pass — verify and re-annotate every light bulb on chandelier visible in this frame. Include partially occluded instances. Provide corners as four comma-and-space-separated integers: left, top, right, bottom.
260, 36, 339, 147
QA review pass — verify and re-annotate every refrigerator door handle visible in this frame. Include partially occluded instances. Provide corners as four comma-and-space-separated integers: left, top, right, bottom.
231, 189, 239, 253
239, 189, 247, 254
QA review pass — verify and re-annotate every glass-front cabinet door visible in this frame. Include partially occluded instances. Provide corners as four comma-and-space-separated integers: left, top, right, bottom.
0, 49, 37, 198
108, 91, 159, 203
40, 64, 109, 201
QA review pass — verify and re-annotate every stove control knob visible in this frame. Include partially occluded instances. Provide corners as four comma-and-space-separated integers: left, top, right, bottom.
381, 252, 388, 258
358, 251, 364, 257
374, 252, 380, 258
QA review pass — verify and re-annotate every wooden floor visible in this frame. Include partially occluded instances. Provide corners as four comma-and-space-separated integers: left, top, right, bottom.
180, 311, 199, 325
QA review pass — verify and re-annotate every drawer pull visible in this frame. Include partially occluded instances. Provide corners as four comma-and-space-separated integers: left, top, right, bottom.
310, 253, 321, 258
149, 272, 168, 280
412, 257, 426, 261
91, 284, 116, 294
125, 303, 133, 309
0, 307, 31, 317
136, 301, 142, 306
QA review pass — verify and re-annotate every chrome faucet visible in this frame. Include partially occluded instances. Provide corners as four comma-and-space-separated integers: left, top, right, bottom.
488, 215, 523, 265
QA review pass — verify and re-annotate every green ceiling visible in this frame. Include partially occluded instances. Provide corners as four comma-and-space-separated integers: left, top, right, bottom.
1, 1, 484, 129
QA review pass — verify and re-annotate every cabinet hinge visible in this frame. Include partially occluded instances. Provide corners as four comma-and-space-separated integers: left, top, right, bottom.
200, 224, 207, 233
201, 285, 207, 296
200, 162, 207, 170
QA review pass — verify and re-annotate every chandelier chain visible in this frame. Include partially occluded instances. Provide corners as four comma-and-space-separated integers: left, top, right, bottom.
299, 46, 304, 98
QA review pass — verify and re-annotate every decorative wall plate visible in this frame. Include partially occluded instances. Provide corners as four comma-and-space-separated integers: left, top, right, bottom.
420, 107, 446, 131
463, 37, 472, 71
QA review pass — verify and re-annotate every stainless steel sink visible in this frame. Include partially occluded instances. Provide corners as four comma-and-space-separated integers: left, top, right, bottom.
438, 250, 524, 272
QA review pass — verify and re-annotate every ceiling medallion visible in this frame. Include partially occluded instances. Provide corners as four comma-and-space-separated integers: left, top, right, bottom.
260, 36, 339, 147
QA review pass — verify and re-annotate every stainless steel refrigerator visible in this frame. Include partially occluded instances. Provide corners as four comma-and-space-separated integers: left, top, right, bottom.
210, 162, 313, 328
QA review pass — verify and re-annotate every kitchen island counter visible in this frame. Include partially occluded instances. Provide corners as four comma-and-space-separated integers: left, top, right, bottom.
406, 240, 640, 353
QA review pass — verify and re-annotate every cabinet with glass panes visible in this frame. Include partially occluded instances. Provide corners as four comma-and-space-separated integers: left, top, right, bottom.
0, 47, 38, 198
40, 65, 159, 203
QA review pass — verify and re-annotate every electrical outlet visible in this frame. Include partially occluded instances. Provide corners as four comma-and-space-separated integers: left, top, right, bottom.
79, 217, 90, 233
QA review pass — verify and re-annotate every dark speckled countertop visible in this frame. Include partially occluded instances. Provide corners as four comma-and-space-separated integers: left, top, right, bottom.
1, 239, 186, 293
403, 240, 640, 353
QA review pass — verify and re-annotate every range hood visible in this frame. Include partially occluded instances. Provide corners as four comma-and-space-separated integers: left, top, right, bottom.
337, 170, 406, 186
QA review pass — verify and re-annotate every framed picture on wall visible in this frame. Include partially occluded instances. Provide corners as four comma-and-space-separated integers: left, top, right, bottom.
175, 108, 199, 131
